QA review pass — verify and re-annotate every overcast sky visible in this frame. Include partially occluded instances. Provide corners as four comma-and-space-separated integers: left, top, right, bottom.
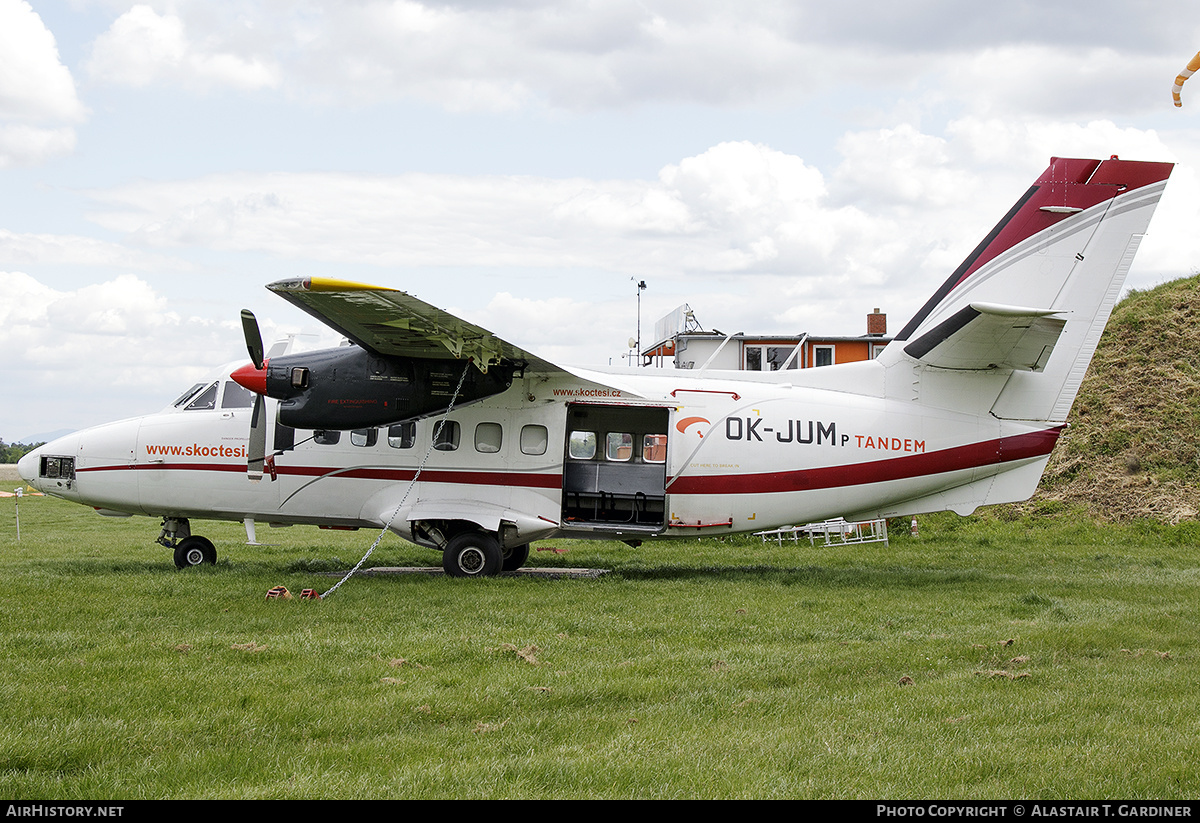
3, 0, 1200, 442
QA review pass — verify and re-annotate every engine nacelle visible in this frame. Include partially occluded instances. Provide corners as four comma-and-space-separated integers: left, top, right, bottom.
236, 345, 517, 430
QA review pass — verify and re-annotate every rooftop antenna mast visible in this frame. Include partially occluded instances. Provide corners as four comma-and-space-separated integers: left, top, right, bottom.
635, 279, 647, 366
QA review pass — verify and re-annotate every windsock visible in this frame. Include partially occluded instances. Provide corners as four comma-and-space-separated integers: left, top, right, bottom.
1173, 51, 1200, 106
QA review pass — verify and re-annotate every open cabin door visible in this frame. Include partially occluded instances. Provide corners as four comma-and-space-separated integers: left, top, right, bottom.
561, 403, 669, 531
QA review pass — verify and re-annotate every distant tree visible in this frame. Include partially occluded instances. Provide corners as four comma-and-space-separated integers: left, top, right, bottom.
0, 440, 44, 464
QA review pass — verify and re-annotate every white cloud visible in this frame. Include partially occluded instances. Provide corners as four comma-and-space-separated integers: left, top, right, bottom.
87, 4, 280, 92
1, 272, 202, 367
0, 124, 76, 169
80, 142, 873, 278
937, 44, 1175, 120
75, 1, 1199, 118
0, 271, 241, 437
278, 1, 816, 110
0, 0, 85, 122
0, 0, 84, 166
69, 2, 892, 110
0, 228, 190, 271
76, 129, 1197, 318
475, 291, 638, 366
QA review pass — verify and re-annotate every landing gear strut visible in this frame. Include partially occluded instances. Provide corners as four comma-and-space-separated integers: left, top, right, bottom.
157, 517, 218, 568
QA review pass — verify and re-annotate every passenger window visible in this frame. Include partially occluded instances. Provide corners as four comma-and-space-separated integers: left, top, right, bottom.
643, 434, 667, 463
568, 431, 597, 460
350, 429, 377, 447
475, 422, 503, 454
521, 425, 548, 456
314, 430, 341, 445
221, 381, 255, 409
433, 421, 460, 451
184, 383, 218, 411
606, 432, 634, 462
388, 422, 416, 449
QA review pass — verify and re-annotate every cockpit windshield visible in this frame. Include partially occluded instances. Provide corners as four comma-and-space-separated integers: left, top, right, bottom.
172, 383, 207, 408
183, 383, 218, 411
171, 378, 256, 413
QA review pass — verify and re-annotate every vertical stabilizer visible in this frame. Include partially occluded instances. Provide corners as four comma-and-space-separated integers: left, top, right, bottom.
880, 157, 1172, 423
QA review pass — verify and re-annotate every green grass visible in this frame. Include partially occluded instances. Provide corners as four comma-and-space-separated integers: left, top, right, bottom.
2, 494, 1200, 798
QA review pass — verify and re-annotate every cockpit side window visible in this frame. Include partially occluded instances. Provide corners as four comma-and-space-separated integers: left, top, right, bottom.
221, 381, 255, 409
184, 383, 219, 411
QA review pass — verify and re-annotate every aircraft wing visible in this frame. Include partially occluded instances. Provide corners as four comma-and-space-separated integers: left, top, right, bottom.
268, 277, 562, 374
902, 302, 1067, 372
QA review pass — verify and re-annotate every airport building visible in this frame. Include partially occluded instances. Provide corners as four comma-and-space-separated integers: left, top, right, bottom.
640, 305, 892, 371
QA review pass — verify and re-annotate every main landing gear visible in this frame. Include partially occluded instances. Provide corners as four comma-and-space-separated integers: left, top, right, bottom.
440, 530, 530, 578
157, 517, 217, 569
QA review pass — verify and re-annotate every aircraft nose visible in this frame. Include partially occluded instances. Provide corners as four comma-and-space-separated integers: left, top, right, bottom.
231, 361, 268, 395
17, 449, 39, 486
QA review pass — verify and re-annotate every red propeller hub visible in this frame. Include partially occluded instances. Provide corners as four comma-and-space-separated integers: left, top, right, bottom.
231, 360, 268, 395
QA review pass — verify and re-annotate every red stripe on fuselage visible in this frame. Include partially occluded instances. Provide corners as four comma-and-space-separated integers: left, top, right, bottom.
666, 427, 1062, 495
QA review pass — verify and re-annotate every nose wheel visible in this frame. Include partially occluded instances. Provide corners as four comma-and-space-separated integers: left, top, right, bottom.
173, 535, 217, 568
158, 518, 218, 568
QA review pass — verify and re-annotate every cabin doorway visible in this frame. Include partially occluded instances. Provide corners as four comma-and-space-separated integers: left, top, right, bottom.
561, 403, 669, 530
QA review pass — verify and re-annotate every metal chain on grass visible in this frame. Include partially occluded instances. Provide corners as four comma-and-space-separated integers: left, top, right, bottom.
320, 360, 475, 599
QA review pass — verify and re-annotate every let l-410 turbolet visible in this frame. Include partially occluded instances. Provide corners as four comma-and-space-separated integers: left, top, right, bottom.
20, 157, 1174, 576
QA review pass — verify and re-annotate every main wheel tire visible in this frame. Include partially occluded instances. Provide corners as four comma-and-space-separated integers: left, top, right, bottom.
502, 543, 530, 572
174, 535, 217, 569
442, 532, 502, 578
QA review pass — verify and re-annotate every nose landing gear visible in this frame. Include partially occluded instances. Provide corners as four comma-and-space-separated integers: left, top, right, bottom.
157, 517, 218, 568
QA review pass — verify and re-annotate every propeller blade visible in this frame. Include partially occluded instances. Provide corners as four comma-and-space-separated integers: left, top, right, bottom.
241, 309, 265, 369
247, 395, 266, 483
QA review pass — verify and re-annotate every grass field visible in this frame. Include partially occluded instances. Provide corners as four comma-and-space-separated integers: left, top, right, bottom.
2, 489, 1199, 799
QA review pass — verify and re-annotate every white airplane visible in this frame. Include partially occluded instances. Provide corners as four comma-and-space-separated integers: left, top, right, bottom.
19, 156, 1173, 576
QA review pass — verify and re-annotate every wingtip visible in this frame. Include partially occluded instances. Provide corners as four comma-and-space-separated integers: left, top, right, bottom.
268, 277, 396, 294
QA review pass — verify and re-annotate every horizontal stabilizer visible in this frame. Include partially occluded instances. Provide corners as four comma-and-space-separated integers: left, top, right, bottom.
903, 302, 1066, 372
